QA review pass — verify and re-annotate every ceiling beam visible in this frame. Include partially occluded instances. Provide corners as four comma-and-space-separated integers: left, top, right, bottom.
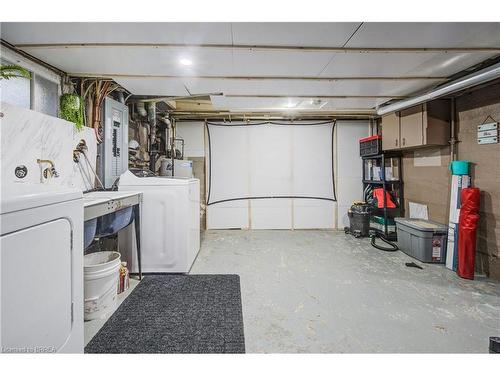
0, 39, 66, 76
15, 42, 500, 53
170, 110, 377, 121
129, 92, 223, 103
67, 72, 447, 81
226, 94, 406, 99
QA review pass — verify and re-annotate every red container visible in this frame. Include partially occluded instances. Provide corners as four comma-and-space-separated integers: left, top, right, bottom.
359, 135, 382, 157
457, 188, 480, 280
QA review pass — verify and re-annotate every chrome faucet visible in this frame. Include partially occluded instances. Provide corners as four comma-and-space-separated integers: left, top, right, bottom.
37, 159, 59, 180
73, 139, 105, 190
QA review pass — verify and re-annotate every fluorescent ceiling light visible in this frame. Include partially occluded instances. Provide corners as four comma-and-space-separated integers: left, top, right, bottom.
179, 58, 193, 66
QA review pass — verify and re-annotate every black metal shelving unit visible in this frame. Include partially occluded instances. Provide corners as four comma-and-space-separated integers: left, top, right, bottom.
362, 153, 404, 241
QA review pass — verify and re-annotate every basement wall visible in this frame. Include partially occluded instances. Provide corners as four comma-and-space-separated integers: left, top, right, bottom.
402, 147, 451, 224
175, 121, 206, 229
176, 120, 368, 230
402, 80, 500, 281
455, 81, 500, 280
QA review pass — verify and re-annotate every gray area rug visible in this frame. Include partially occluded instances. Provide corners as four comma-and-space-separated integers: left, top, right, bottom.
85, 274, 245, 353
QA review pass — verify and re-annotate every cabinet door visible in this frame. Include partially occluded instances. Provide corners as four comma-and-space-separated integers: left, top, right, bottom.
400, 105, 424, 148
424, 100, 451, 146
1, 219, 73, 352
381, 113, 400, 150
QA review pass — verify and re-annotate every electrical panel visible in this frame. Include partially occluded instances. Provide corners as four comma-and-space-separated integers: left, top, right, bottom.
99, 97, 129, 188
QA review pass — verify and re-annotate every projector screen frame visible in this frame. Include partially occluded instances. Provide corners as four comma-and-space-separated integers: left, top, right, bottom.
205, 120, 337, 206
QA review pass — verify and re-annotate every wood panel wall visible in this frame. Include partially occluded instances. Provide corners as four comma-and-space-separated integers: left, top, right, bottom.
401, 80, 500, 281
402, 147, 451, 224
456, 81, 500, 280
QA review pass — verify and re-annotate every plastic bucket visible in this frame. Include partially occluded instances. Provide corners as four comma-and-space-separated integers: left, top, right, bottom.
84, 251, 121, 321
449, 160, 470, 175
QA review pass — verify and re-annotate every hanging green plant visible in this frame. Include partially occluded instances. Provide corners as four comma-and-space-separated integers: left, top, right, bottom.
0, 64, 32, 80
60, 93, 85, 131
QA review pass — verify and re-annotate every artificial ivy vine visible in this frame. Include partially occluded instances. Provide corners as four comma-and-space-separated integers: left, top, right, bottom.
0, 64, 32, 80
60, 93, 85, 131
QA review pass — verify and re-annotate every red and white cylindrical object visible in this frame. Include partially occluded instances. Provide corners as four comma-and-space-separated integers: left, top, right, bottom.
457, 188, 480, 280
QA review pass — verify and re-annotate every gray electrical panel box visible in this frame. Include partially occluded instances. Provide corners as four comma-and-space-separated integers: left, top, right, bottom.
99, 97, 129, 188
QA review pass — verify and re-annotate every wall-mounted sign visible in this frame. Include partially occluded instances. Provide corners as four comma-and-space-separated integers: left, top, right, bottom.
477, 122, 498, 145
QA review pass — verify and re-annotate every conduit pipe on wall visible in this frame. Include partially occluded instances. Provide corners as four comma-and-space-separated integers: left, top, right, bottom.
450, 97, 457, 161
136, 102, 147, 117
161, 117, 172, 156
147, 102, 157, 172
377, 62, 500, 116
171, 119, 176, 177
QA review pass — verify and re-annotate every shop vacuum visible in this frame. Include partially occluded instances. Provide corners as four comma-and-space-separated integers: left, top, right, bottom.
344, 202, 398, 251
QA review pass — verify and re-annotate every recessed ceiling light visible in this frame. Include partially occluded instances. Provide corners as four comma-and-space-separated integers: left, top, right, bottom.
179, 58, 193, 66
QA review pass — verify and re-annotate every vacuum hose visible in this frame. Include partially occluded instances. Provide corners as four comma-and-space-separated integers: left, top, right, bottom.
370, 232, 399, 252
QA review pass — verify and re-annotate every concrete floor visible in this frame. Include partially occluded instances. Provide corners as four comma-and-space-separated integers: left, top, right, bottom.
190, 230, 500, 353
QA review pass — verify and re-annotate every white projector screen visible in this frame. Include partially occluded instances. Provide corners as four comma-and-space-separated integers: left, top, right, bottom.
206, 121, 336, 205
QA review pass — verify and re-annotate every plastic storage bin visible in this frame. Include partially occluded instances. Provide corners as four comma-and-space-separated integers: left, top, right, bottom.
370, 215, 396, 233
395, 218, 448, 263
359, 135, 382, 157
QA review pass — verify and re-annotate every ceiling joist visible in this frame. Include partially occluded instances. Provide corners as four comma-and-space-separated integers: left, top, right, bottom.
226, 94, 407, 99
170, 110, 377, 121
67, 72, 447, 81
15, 43, 500, 54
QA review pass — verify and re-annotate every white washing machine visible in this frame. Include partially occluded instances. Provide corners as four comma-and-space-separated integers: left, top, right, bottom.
118, 170, 200, 273
0, 184, 84, 353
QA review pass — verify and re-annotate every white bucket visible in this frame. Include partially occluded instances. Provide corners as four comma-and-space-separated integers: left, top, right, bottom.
84, 251, 121, 321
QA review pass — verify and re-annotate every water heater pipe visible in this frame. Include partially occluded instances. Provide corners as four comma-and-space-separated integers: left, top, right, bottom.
147, 102, 157, 172
171, 119, 176, 176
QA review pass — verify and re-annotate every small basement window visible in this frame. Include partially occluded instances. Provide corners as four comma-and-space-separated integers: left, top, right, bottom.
0, 50, 61, 117
0, 58, 31, 109
33, 74, 59, 117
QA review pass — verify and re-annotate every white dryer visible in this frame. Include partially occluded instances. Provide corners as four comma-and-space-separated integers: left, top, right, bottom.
0, 184, 84, 353
118, 170, 200, 273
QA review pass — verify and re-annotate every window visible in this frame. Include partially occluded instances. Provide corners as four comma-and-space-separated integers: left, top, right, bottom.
0, 49, 61, 117
0, 58, 31, 109
33, 74, 59, 117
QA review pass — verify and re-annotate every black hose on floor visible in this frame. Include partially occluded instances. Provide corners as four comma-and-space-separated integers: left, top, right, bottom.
370, 233, 399, 252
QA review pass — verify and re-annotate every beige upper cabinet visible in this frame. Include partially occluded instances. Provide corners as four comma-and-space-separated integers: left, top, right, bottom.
400, 105, 424, 148
381, 100, 450, 151
381, 113, 400, 150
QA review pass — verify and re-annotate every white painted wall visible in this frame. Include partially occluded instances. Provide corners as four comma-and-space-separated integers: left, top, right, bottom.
335, 121, 370, 229
1, 103, 97, 192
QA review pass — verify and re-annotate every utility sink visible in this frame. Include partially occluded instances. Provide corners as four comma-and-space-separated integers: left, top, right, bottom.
84, 219, 98, 249
83, 191, 142, 248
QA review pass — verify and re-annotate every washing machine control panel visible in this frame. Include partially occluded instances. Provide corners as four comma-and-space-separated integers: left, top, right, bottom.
130, 168, 156, 178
